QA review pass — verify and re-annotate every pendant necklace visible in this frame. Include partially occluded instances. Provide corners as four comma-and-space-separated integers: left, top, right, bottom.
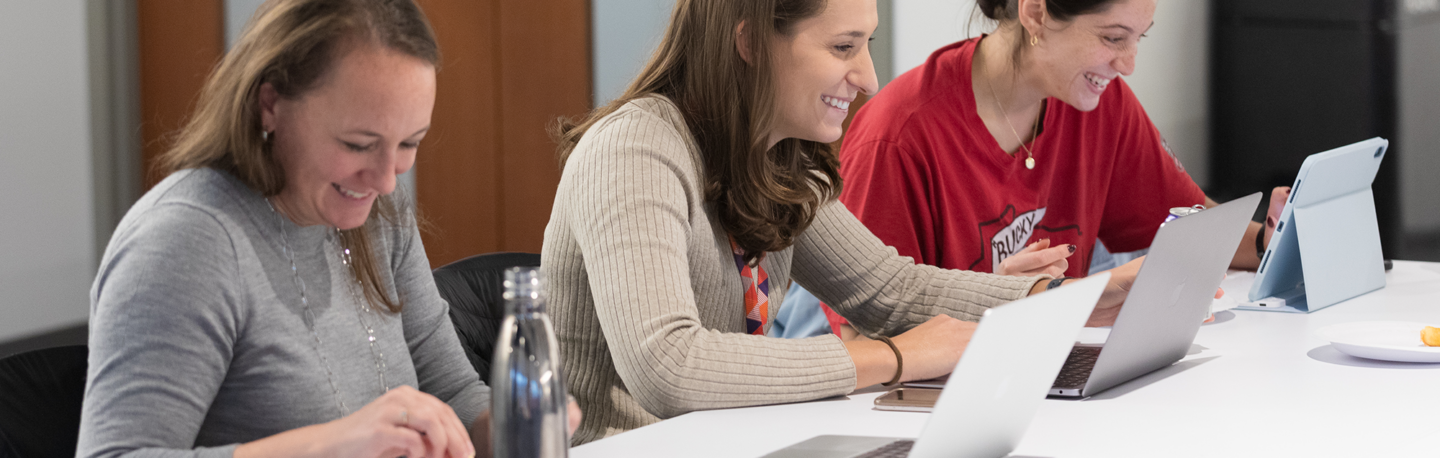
268, 198, 390, 416
983, 60, 1041, 170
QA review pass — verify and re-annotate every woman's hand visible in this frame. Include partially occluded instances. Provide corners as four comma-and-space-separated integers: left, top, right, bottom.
234, 385, 475, 458
470, 397, 584, 456
325, 385, 475, 458
891, 314, 977, 382
566, 397, 583, 437
1264, 187, 1291, 247
1077, 257, 1227, 327
844, 314, 978, 388
1086, 256, 1143, 327
996, 239, 1073, 278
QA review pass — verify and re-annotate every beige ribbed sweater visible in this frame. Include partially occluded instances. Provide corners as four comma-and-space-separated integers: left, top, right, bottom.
542, 96, 1044, 444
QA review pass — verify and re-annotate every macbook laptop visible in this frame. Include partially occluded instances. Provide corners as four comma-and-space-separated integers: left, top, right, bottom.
1242, 137, 1388, 313
1049, 192, 1261, 397
906, 194, 1262, 398
761, 273, 1110, 458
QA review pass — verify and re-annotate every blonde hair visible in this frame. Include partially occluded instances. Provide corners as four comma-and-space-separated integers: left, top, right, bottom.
161, 0, 438, 313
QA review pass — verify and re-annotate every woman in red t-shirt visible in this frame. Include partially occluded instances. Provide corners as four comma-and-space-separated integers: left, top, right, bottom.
812, 0, 1284, 338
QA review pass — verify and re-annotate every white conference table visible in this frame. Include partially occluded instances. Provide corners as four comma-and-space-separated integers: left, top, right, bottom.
572, 261, 1440, 458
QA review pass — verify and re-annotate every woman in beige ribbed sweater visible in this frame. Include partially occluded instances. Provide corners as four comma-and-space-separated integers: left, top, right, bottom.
543, 0, 1134, 444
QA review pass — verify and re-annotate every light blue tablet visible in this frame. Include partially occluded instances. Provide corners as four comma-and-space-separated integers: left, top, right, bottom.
1243, 137, 1388, 313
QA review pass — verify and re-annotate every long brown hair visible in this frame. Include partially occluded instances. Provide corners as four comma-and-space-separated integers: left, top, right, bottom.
553, 0, 839, 265
161, 0, 439, 313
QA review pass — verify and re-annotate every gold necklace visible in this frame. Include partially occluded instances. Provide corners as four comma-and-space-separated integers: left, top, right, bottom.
983, 62, 1041, 170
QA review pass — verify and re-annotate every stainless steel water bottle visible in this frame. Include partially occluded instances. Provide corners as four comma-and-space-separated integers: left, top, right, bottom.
491, 267, 569, 458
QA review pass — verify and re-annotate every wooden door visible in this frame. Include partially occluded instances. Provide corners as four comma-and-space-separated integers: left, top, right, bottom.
416, 0, 592, 266
137, 0, 223, 189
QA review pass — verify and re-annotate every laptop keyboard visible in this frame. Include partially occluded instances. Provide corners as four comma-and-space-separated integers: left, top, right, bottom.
1053, 346, 1103, 389
856, 440, 915, 458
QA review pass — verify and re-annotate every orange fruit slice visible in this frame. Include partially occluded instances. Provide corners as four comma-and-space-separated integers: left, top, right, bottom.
1422, 326, 1440, 347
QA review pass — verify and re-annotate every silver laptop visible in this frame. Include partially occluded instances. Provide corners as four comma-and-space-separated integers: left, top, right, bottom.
1048, 193, 1261, 397
762, 274, 1109, 458
907, 194, 1263, 398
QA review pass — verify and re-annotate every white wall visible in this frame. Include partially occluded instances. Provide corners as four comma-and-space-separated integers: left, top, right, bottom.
225, 0, 268, 48
892, 0, 982, 75
1123, 0, 1210, 188
892, 0, 1212, 188
592, 0, 674, 106
0, 1, 97, 342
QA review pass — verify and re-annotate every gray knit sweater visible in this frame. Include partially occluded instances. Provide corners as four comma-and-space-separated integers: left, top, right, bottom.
543, 96, 1043, 444
78, 169, 488, 458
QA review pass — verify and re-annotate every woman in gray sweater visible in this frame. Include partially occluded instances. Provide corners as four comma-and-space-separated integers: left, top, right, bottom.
78, 1, 524, 457
545, 0, 1134, 444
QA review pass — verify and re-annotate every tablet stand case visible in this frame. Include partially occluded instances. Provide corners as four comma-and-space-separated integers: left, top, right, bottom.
1242, 137, 1388, 313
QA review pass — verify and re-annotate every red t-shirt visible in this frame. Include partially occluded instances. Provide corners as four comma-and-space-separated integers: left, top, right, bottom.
823, 37, 1205, 329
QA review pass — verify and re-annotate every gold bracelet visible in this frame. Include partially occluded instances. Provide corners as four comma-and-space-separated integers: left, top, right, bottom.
874, 335, 903, 387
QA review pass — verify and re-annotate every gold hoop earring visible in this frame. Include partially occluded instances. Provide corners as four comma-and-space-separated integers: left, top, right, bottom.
1030, 34, 1039, 46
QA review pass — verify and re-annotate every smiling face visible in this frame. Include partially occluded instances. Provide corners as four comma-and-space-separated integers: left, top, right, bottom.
1027, 0, 1154, 111
766, 0, 880, 146
260, 43, 436, 229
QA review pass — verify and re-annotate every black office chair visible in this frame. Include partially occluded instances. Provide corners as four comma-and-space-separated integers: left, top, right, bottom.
0, 345, 88, 458
433, 252, 541, 385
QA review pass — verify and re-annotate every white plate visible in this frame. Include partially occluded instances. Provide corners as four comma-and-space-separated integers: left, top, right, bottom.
1316, 321, 1440, 363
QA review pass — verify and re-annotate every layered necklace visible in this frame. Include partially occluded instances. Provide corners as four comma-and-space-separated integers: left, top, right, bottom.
268, 198, 390, 416
981, 52, 1043, 170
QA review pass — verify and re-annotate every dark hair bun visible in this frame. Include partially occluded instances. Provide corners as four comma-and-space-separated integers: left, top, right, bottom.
977, 0, 1116, 22
976, 0, 1010, 20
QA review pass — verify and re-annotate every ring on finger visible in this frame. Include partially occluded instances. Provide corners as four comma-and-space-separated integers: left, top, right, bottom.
399, 409, 409, 426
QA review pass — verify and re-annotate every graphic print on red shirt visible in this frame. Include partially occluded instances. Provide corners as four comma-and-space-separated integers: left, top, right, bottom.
977, 205, 1088, 273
